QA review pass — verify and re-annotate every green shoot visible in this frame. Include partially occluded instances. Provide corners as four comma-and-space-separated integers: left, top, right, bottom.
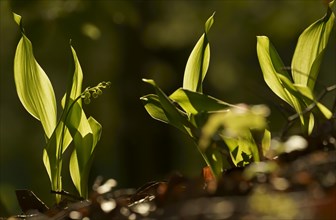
256, 0, 335, 134
141, 13, 269, 178
13, 13, 110, 202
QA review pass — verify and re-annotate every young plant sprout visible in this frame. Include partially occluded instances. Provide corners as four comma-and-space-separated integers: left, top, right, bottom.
13, 13, 110, 202
8, 1, 335, 217
141, 0, 335, 178
257, 0, 335, 135
141, 13, 271, 178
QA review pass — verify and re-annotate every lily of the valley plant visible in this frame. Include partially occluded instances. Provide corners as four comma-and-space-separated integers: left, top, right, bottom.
257, 0, 335, 134
13, 13, 110, 202
141, 1, 335, 178
141, 13, 270, 178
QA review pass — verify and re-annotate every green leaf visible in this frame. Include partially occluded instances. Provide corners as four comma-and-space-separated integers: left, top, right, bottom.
257, 36, 305, 125
67, 46, 84, 105
69, 116, 102, 198
13, 13, 57, 138
308, 113, 315, 135
13, 13, 63, 201
142, 79, 195, 137
140, 94, 169, 124
261, 129, 271, 158
222, 132, 259, 166
204, 147, 223, 177
330, 0, 336, 15
43, 125, 65, 200
65, 46, 101, 198
183, 13, 215, 93
169, 88, 234, 114
43, 44, 89, 198
199, 106, 268, 166
291, 2, 335, 89
257, 36, 293, 105
293, 84, 332, 119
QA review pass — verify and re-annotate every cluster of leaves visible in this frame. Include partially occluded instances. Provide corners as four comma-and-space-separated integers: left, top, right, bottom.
257, 0, 335, 134
141, 13, 270, 177
141, 1, 335, 178
13, 13, 110, 202
11, 0, 334, 207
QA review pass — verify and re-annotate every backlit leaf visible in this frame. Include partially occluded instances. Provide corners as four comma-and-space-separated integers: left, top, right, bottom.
257, 36, 293, 106
293, 85, 332, 119
142, 79, 195, 137
169, 88, 234, 114
257, 36, 305, 125
291, 1, 335, 89
140, 94, 169, 124
261, 129, 271, 157
13, 13, 57, 138
183, 13, 214, 93
199, 106, 268, 166
65, 46, 101, 198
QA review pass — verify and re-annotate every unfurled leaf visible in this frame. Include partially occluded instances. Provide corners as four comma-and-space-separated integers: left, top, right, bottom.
142, 79, 195, 137
220, 131, 259, 166
169, 88, 234, 114
65, 46, 101, 198
293, 85, 332, 119
330, 0, 336, 15
199, 105, 268, 167
257, 36, 305, 125
261, 129, 271, 157
291, 1, 335, 89
183, 13, 215, 93
13, 13, 108, 202
308, 113, 315, 135
70, 117, 102, 198
13, 13, 57, 138
257, 37, 294, 105
13, 13, 63, 200
140, 94, 169, 124
204, 147, 223, 177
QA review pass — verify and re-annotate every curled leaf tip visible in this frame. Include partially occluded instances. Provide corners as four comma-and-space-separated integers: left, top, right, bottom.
142, 78, 155, 85
13, 12, 25, 33
13, 12, 21, 25
205, 13, 215, 33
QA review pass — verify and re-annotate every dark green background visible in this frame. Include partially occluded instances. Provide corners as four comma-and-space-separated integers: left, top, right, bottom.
1, 0, 335, 216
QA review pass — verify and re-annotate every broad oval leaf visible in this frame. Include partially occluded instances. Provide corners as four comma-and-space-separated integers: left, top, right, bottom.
65, 46, 101, 198
183, 13, 215, 93
256, 36, 293, 105
13, 13, 57, 138
142, 79, 195, 137
291, 1, 335, 89
140, 94, 169, 124
199, 105, 268, 153
169, 88, 234, 114
68, 46, 84, 104
257, 36, 306, 125
69, 117, 102, 198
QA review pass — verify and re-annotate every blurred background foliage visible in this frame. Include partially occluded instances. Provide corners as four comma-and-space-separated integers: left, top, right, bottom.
0, 0, 335, 216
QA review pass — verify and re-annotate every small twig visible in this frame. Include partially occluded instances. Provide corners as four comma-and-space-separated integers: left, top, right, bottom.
277, 67, 336, 137
51, 190, 84, 201
287, 84, 336, 122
